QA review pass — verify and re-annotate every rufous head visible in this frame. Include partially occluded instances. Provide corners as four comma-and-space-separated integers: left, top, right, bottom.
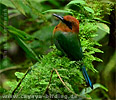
53, 14, 79, 34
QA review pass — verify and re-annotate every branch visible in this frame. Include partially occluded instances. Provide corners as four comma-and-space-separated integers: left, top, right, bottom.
42, 68, 91, 100
42, 70, 54, 99
0, 66, 23, 74
10, 67, 31, 100
16, 86, 23, 96
54, 69, 77, 95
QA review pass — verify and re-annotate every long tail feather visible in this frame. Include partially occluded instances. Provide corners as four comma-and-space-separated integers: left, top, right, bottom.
82, 66, 93, 89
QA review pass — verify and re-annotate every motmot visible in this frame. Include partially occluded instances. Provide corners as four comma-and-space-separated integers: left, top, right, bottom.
53, 14, 93, 89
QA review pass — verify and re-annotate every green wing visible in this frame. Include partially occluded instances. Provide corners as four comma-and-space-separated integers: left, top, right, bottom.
54, 31, 83, 61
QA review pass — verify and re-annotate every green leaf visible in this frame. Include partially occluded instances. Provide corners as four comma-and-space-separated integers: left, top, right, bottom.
7, 25, 34, 41
10, 0, 26, 15
95, 57, 103, 62
10, 34, 39, 61
84, 6, 94, 13
15, 72, 24, 79
0, 36, 7, 44
94, 17, 110, 24
0, 0, 15, 8
48, 0, 60, 7
33, 26, 54, 41
67, 0, 86, 6
94, 23, 110, 41
97, 23, 110, 33
39, 80, 49, 85
80, 83, 108, 95
0, 3, 8, 34
42, 9, 73, 14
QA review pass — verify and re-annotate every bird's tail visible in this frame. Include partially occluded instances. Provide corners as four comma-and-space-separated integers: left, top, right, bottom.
82, 65, 93, 89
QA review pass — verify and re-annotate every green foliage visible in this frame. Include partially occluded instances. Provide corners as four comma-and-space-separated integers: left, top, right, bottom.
0, 3, 8, 35
6, 25, 39, 61
43, 9, 73, 14
79, 22, 103, 72
11, 36, 39, 61
0, 0, 114, 99
86, 0, 114, 19
67, 0, 86, 5
94, 23, 110, 41
7, 25, 34, 41
80, 83, 108, 95
0, 57, 13, 69
6, 47, 107, 99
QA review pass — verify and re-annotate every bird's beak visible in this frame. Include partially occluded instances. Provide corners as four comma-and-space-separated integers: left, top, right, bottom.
53, 14, 64, 22
53, 14, 72, 30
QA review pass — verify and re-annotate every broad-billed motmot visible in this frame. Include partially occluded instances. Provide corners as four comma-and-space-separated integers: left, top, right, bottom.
53, 14, 93, 89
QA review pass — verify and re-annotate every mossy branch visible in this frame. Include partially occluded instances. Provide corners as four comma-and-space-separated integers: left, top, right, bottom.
42, 68, 91, 100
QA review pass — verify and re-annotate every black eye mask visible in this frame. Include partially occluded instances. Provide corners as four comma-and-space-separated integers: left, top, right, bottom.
63, 20, 72, 30
53, 14, 72, 30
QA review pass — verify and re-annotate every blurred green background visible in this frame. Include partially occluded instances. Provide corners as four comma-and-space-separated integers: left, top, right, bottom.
0, 0, 115, 99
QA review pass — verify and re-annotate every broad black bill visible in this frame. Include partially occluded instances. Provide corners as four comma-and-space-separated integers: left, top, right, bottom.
53, 14, 64, 22
53, 14, 72, 30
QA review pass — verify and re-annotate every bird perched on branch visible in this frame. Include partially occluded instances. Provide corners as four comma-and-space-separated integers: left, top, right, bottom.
53, 14, 93, 89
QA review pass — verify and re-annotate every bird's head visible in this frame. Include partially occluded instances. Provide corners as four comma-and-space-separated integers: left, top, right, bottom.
53, 14, 79, 34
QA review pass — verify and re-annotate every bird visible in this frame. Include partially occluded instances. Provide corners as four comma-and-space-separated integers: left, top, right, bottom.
53, 14, 93, 89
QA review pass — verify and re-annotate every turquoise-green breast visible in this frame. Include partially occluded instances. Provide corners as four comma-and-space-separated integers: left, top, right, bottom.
53, 31, 83, 61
